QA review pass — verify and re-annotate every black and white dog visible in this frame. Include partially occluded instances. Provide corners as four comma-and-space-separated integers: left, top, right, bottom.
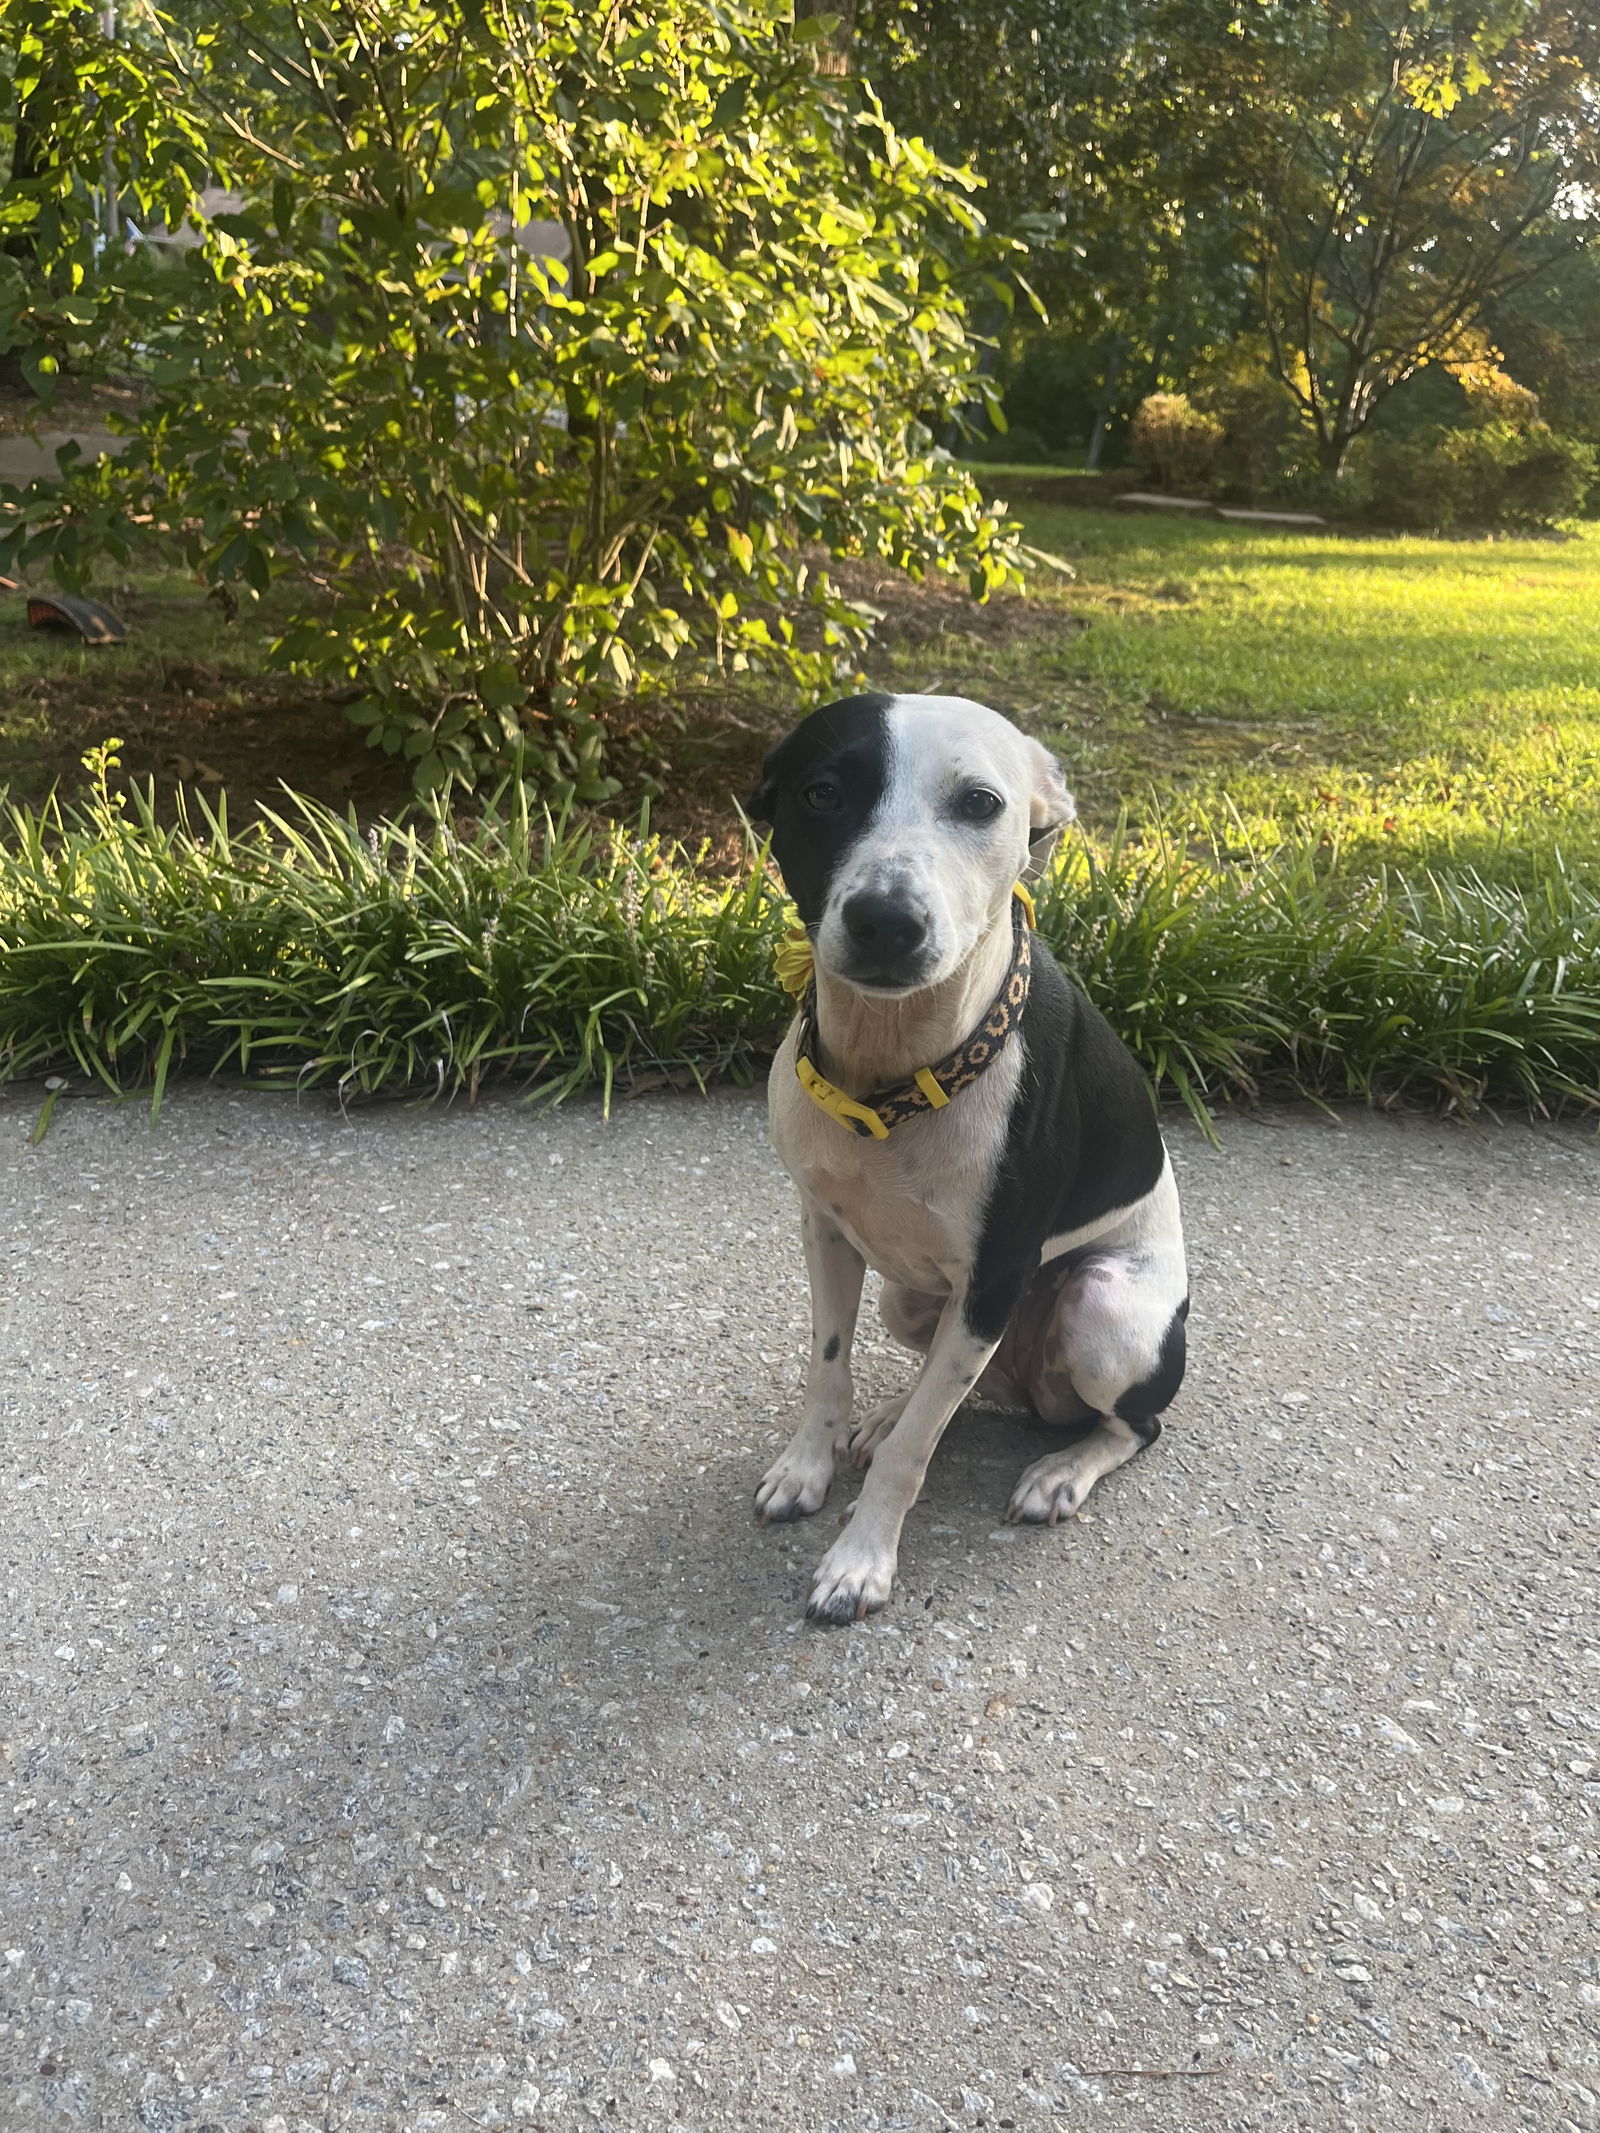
747, 692, 1188, 1623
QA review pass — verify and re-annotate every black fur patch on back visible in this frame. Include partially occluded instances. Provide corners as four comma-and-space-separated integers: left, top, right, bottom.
965, 942, 1167, 1344
745, 693, 893, 926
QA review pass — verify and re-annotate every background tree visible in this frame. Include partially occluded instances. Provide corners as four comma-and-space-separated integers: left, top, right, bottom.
1173, 0, 1600, 474
1484, 243, 1600, 444
845, 0, 1600, 486
850, 1, 1258, 460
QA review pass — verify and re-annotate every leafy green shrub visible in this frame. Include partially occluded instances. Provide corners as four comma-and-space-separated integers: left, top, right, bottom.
1128, 393, 1224, 492
0, 2, 208, 396
0, 1, 1025, 800
1265, 452, 1376, 518
1364, 422, 1596, 531
993, 331, 1115, 459
1193, 371, 1300, 502
3, 752, 1596, 1127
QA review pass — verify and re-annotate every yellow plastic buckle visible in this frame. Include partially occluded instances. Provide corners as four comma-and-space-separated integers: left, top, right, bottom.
1012, 880, 1037, 930
913, 1066, 951, 1109
796, 1053, 890, 1139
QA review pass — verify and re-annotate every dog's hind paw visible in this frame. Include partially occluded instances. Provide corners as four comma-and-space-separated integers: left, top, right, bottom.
1006, 1417, 1148, 1525
755, 1444, 833, 1524
845, 1394, 907, 1469
805, 1533, 895, 1624
1005, 1457, 1090, 1526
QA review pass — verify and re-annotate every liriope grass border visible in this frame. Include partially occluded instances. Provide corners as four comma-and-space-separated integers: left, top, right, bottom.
2, 764, 1597, 1134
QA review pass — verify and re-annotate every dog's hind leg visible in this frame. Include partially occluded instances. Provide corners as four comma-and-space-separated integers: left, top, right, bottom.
756, 1204, 866, 1525
1006, 1414, 1152, 1525
846, 1393, 908, 1468
1006, 1253, 1188, 1526
879, 1282, 942, 1355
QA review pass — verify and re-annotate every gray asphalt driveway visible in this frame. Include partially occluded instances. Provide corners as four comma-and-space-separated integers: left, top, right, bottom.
2, 1086, 1597, 2132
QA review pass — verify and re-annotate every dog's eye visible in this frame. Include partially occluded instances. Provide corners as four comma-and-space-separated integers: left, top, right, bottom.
955, 787, 1004, 823
803, 779, 842, 813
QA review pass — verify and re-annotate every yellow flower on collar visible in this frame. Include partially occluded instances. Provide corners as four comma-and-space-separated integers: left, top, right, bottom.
774, 926, 815, 999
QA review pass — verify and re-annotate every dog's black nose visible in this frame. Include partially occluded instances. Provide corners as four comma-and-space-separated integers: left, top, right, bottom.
840, 891, 928, 957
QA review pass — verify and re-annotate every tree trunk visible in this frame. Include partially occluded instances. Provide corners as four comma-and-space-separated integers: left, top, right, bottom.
817, 1, 859, 77
1085, 336, 1126, 469
1319, 395, 1367, 478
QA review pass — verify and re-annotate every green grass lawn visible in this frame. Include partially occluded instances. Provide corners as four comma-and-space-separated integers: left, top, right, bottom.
870, 486, 1600, 885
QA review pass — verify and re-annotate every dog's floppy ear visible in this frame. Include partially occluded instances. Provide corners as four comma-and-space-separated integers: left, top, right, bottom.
1026, 738, 1075, 833
744, 733, 791, 825
1024, 738, 1075, 874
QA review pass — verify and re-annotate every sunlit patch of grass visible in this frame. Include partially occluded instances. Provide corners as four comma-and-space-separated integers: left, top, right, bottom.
883, 497, 1600, 885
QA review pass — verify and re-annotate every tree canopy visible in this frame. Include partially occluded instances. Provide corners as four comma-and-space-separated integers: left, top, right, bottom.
1, 0, 1597, 785
857, 0, 1600, 470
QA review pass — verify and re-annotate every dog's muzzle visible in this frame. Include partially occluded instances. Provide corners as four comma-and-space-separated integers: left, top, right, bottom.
833, 890, 933, 992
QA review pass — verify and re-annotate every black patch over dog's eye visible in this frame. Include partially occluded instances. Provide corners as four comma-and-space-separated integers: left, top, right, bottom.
955, 787, 1004, 824
803, 778, 843, 813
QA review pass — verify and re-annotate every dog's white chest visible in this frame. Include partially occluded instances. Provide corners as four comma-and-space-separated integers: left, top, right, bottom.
801, 1162, 967, 1291
767, 1026, 1020, 1294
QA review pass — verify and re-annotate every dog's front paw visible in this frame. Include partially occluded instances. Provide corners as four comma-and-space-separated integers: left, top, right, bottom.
1006, 1450, 1091, 1526
755, 1441, 834, 1524
806, 1530, 896, 1624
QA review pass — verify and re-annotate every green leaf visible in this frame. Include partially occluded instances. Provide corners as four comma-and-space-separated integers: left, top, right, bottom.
30, 1084, 62, 1145
478, 660, 524, 711
20, 352, 58, 399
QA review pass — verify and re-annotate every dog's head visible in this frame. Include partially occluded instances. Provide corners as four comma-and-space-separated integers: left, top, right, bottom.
746, 692, 1074, 995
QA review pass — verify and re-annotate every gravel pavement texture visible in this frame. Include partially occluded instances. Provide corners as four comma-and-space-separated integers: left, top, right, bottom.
2, 1085, 1597, 2133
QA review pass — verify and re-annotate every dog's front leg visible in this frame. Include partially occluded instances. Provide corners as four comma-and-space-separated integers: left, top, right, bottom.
806, 1289, 998, 1623
755, 1203, 865, 1525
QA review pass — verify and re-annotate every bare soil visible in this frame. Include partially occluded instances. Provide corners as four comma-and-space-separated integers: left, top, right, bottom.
1, 554, 1077, 839
0, 595, 414, 822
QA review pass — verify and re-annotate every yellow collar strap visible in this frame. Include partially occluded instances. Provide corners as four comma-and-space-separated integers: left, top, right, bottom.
786, 888, 1036, 1139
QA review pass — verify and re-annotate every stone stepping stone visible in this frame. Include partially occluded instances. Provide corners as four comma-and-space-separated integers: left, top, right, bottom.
1115, 491, 1214, 511
1215, 506, 1326, 526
